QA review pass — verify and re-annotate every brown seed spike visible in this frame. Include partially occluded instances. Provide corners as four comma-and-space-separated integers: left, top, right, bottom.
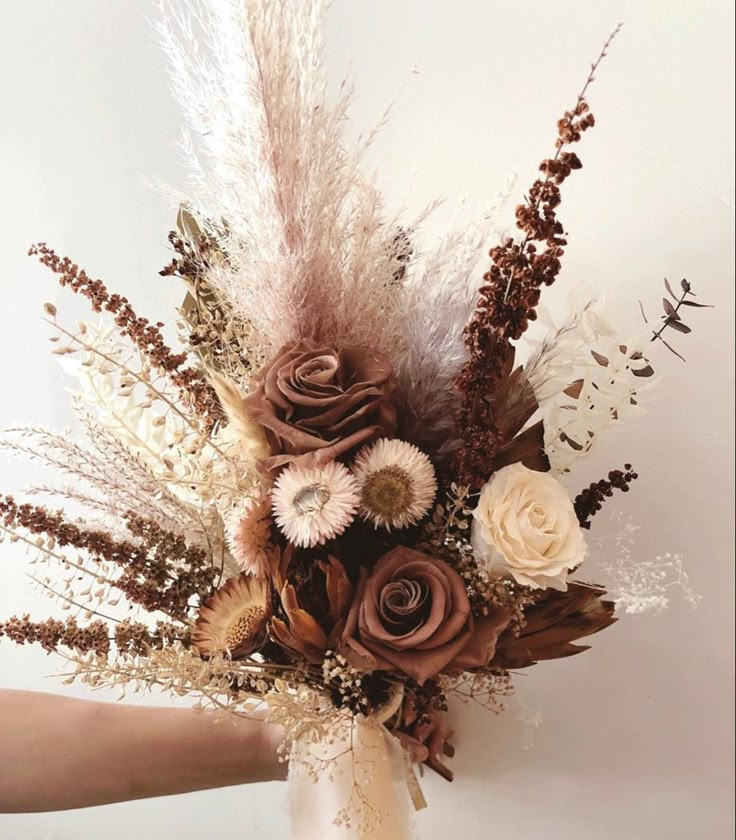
28, 242, 223, 432
454, 27, 623, 487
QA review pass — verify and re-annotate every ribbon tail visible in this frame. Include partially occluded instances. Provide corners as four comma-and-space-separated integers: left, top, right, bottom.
288, 719, 418, 839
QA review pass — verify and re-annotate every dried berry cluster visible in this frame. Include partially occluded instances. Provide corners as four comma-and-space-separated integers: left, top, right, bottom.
0, 496, 216, 621
0, 615, 188, 658
28, 242, 223, 430
159, 229, 215, 286
0, 614, 110, 655
406, 679, 449, 723
388, 228, 413, 284
162, 231, 234, 352
574, 464, 639, 529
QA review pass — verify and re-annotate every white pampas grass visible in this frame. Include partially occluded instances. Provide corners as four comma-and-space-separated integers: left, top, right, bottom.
155, 0, 416, 363
155, 0, 520, 460
395, 213, 498, 453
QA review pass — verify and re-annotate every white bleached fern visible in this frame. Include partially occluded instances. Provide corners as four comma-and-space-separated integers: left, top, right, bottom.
524, 297, 656, 473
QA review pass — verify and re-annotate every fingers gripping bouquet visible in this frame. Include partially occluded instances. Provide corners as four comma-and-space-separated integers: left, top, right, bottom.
0, 3, 708, 838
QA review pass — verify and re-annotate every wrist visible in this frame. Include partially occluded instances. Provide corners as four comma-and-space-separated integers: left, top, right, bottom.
252, 720, 288, 782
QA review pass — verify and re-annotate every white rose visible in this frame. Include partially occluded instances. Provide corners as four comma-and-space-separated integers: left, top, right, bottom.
471, 463, 586, 591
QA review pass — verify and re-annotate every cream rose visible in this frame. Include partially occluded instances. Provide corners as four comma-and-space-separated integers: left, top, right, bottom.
471, 463, 586, 591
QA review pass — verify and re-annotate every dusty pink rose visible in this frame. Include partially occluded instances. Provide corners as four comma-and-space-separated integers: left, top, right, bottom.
341, 546, 510, 684
243, 339, 397, 470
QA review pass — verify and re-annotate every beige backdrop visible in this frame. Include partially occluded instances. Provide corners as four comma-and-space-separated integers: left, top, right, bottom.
1, 1, 734, 838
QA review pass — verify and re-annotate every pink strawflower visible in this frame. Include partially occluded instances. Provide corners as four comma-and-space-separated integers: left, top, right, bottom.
225, 491, 273, 577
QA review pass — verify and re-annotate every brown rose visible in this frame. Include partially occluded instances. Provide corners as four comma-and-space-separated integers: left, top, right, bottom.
243, 339, 397, 470
341, 546, 511, 685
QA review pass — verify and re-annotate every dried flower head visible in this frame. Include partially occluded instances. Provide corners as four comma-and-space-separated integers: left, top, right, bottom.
271, 461, 359, 548
192, 573, 271, 658
225, 491, 273, 577
352, 439, 437, 530
270, 547, 354, 664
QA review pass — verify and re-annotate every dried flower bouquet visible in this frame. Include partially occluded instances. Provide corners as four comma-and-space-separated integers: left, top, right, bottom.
0, 2, 708, 838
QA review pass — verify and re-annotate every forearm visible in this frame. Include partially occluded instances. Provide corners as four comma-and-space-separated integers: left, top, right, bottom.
0, 690, 285, 813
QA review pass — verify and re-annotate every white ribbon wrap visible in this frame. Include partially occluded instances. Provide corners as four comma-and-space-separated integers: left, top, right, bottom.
287, 691, 424, 839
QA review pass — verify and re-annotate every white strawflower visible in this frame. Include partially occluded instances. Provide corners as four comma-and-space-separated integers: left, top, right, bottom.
352, 439, 437, 530
271, 461, 359, 548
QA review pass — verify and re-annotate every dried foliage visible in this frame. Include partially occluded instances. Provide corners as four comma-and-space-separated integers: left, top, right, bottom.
0, 495, 217, 621
162, 209, 260, 385
529, 302, 656, 474
641, 277, 712, 361
492, 583, 617, 669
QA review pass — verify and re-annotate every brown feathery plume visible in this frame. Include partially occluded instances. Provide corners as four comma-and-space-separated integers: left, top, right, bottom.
28, 242, 223, 430
491, 582, 617, 669
0, 496, 217, 621
0, 614, 111, 655
574, 464, 639, 529
455, 27, 622, 487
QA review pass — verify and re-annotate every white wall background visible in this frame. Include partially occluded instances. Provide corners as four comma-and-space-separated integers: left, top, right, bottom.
0, 1, 733, 838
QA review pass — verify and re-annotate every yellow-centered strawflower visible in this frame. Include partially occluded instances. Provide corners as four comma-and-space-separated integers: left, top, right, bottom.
192, 573, 271, 658
352, 438, 437, 530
